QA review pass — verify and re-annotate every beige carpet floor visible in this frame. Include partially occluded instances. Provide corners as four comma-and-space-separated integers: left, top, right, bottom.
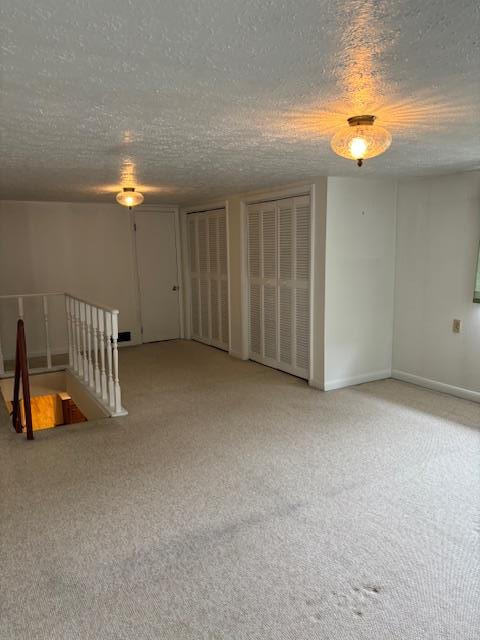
1, 340, 479, 639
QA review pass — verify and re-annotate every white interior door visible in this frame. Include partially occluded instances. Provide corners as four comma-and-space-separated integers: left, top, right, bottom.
134, 209, 180, 343
247, 195, 311, 379
188, 208, 229, 351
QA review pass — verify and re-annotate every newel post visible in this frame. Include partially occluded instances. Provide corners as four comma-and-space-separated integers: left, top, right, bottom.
111, 312, 122, 414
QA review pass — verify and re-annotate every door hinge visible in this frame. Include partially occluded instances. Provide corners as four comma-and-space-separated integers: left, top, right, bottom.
134, 223, 137, 231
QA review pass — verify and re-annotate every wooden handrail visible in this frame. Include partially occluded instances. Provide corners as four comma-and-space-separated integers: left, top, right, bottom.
11, 319, 34, 440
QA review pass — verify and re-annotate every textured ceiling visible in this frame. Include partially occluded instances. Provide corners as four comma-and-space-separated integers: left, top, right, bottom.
1, 0, 479, 204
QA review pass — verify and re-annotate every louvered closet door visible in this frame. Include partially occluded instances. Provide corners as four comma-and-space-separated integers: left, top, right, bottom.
247, 195, 310, 379
188, 209, 229, 351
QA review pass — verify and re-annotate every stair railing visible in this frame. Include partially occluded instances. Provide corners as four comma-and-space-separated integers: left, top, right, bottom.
1, 292, 127, 417
11, 319, 34, 440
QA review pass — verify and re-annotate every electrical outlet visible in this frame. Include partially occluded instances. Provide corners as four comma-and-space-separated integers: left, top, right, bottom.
452, 319, 461, 334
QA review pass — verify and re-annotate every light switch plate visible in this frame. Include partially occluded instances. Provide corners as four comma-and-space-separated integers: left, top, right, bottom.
452, 319, 461, 333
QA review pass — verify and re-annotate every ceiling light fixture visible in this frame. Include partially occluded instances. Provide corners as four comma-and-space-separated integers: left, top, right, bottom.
116, 187, 144, 209
331, 115, 392, 166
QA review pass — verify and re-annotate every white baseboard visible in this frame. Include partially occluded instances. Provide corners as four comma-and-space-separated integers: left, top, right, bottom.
324, 369, 392, 391
392, 370, 480, 404
229, 350, 248, 361
308, 378, 324, 390
118, 339, 141, 348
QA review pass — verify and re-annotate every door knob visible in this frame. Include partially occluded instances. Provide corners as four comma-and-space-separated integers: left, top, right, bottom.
172, 285, 179, 291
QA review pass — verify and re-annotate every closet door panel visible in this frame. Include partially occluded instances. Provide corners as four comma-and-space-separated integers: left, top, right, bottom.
249, 283, 261, 356
295, 287, 309, 371
191, 277, 200, 337
248, 208, 260, 279
198, 217, 208, 275
208, 216, 218, 272
188, 217, 197, 273
263, 284, 277, 361
218, 214, 228, 276
189, 216, 200, 339
210, 280, 220, 341
200, 279, 210, 340
247, 196, 311, 379
220, 279, 229, 345
294, 196, 311, 373
278, 203, 293, 281
295, 196, 311, 280
279, 286, 293, 366
262, 206, 277, 280
188, 209, 229, 351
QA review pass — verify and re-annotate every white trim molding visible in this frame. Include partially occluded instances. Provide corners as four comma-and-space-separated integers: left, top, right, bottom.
229, 350, 248, 361
308, 377, 324, 390
392, 370, 480, 404
323, 369, 392, 391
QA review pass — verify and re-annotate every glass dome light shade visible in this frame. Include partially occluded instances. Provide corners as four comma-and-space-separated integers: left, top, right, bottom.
331, 115, 392, 165
116, 187, 144, 208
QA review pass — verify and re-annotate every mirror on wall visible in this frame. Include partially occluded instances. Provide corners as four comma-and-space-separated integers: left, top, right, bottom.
475, 243, 480, 303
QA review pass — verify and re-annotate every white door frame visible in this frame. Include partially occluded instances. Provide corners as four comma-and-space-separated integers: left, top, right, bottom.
240, 184, 316, 382
131, 205, 185, 342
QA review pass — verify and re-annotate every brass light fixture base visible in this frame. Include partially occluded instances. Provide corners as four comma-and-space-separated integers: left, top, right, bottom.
116, 186, 144, 209
347, 115, 376, 127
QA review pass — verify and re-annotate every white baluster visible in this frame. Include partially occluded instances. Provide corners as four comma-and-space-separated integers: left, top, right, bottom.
65, 295, 73, 368
92, 306, 101, 394
43, 295, 52, 369
75, 299, 83, 377
86, 304, 94, 388
105, 311, 115, 409
17, 297, 24, 319
70, 297, 78, 372
98, 309, 108, 401
80, 302, 88, 382
111, 312, 122, 413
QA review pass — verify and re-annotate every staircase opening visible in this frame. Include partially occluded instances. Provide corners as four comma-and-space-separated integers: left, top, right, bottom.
1, 370, 106, 432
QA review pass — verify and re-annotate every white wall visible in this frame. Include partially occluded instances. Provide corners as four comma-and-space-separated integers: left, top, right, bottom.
324, 177, 397, 390
0, 200, 141, 357
393, 171, 480, 400
6, 172, 477, 404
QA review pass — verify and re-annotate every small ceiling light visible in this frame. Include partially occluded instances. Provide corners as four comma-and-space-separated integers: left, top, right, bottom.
331, 115, 392, 166
116, 187, 144, 209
